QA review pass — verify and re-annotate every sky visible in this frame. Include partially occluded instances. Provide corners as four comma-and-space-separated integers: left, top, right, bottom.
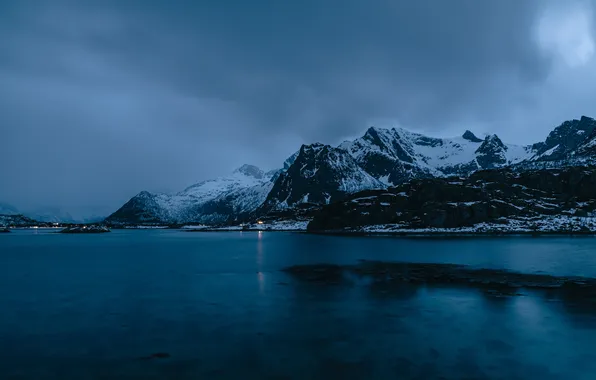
1, 0, 595, 218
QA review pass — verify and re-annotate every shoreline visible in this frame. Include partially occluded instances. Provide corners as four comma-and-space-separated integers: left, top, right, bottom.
306, 230, 596, 237
105, 226, 596, 237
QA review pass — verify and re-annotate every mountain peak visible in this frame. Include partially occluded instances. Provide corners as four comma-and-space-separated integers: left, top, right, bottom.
475, 134, 508, 169
363, 126, 385, 143
462, 130, 483, 143
299, 143, 327, 156
233, 164, 264, 179
483, 134, 506, 147
531, 116, 596, 160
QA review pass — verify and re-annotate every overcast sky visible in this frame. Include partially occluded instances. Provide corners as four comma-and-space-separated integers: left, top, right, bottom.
1, 0, 595, 217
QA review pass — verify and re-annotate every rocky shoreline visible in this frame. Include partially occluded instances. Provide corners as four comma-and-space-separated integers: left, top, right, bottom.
308, 229, 596, 237
282, 261, 596, 297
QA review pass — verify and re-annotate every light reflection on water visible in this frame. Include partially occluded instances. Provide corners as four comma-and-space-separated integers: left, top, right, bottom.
0, 230, 595, 379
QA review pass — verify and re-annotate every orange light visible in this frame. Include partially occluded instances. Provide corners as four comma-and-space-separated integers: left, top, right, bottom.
257, 221, 264, 225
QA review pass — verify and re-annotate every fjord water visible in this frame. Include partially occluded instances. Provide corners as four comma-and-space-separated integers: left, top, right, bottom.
1, 230, 596, 379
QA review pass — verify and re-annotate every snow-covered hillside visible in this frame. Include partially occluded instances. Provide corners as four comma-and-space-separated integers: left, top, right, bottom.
106, 164, 276, 224
340, 127, 531, 185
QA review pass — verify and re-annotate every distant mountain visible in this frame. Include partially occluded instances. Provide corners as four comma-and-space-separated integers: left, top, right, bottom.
0, 214, 40, 227
25, 208, 77, 223
106, 115, 596, 226
106, 164, 277, 225
0, 202, 19, 215
0, 202, 105, 224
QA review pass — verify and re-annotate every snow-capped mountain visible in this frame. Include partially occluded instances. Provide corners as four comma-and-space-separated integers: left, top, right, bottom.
511, 116, 596, 170
530, 116, 596, 161
339, 127, 530, 185
106, 115, 596, 226
259, 143, 385, 213
106, 164, 277, 225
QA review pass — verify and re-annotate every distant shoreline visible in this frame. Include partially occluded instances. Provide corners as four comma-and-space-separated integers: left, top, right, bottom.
6, 224, 596, 237
178, 227, 596, 237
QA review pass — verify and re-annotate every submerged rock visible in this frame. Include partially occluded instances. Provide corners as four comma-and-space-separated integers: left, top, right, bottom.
138, 352, 171, 361
283, 261, 596, 297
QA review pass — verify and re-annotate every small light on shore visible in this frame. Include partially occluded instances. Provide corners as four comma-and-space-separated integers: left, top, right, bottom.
257, 220, 264, 225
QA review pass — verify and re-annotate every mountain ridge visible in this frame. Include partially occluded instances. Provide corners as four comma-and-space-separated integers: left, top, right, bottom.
106, 116, 596, 226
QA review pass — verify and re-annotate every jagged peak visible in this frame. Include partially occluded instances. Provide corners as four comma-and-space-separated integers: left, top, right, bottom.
462, 130, 483, 143
476, 134, 507, 153
549, 116, 596, 134
137, 190, 154, 197
485, 134, 505, 143
365, 125, 390, 134
300, 142, 327, 154
363, 127, 384, 145
233, 164, 264, 179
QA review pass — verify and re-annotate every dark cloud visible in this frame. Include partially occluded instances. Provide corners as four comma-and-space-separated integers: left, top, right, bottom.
0, 0, 595, 217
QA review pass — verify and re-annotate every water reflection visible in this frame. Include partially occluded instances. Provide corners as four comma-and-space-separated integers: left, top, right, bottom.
257, 271, 265, 295
1, 231, 596, 379
256, 231, 263, 267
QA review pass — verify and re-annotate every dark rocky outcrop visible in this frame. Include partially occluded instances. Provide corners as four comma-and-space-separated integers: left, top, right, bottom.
307, 166, 596, 232
258, 143, 383, 213
462, 130, 483, 143
106, 191, 165, 225
475, 135, 508, 169
532, 116, 596, 161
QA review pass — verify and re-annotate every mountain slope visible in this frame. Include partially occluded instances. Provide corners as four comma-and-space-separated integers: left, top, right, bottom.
530, 116, 596, 161
0, 214, 42, 227
339, 127, 530, 186
511, 116, 596, 170
258, 143, 385, 213
307, 166, 596, 233
106, 165, 276, 225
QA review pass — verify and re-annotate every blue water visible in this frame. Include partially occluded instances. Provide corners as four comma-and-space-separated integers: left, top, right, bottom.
1, 230, 596, 379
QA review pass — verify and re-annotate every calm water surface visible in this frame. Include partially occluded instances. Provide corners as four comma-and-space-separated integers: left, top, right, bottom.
1, 230, 596, 379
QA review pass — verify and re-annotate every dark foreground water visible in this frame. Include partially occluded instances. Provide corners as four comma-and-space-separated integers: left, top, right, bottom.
1, 230, 596, 379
